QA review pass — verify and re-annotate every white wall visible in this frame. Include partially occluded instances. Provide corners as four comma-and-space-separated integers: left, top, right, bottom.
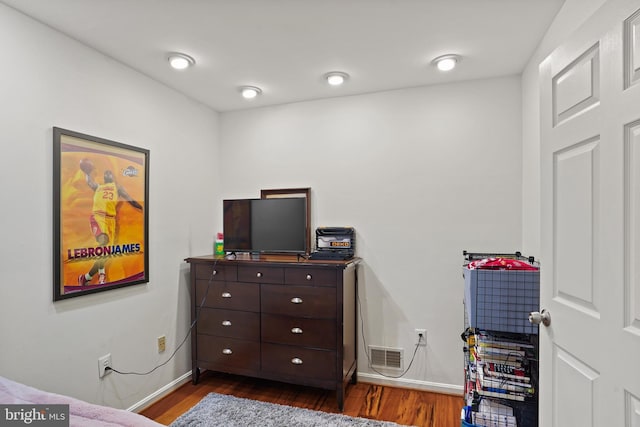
521, 0, 607, 256
0, 4, 219, 409
219, 76, 523, 390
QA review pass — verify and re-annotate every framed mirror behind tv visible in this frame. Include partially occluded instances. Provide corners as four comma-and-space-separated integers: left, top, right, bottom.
261, 188, 311, 255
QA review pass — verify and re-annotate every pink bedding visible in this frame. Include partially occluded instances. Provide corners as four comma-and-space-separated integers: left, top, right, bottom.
0, 375, 164, 427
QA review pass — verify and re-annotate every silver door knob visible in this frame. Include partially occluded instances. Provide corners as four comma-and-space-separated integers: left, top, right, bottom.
529, 309, 551, 326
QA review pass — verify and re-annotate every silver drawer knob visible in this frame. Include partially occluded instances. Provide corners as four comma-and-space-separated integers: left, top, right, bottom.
222, 348, 233, 355
290, 297, 303, 304
291, 357, 303, 365
256, 272, 262, 278
221, 292, 232, 298
306, 274, 312, 280
212, 270, 218, 276
222, 320, 232, 326
291, 327, 303, 334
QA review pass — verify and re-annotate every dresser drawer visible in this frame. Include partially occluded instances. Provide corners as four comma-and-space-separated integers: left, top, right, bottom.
199, 308, 259, 340
262, 314, 336, 349
284, 267, 337, 287
262, 343, 336, 381
261, 284, 336, 318
238, 265, 284, 284
195, 281, 259, 311
195, 263, 237, 281
197, 335, 260, 372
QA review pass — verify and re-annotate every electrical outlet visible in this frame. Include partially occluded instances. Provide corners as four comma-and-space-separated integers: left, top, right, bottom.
415, 329, 426, 346
98, 354, 112, 378
157, 335, 166, 353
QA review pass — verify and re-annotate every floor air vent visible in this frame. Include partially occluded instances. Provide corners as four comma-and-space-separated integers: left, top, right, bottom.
368, 346, 403, 370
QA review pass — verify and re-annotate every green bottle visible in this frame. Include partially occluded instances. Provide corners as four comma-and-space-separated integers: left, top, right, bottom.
214, 232, 224, 256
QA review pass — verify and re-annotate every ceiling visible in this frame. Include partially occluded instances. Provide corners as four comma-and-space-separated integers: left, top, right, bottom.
1, 0, 565, 112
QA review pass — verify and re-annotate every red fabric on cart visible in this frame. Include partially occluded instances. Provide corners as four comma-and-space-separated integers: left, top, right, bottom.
467, 257, 538, 270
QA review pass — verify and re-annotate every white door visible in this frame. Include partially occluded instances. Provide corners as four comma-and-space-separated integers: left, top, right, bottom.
540, 0, 640, 425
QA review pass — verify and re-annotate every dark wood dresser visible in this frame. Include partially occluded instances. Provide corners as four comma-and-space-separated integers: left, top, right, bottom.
185, 254, 359, 410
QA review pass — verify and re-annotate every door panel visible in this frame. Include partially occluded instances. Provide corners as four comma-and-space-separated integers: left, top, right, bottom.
554, 347, 599, 427
626, 119, 640, 332
553, 138, 599, 316
624, 8, 640, 89
552, 44, 600, 126
624, 390, 640, 425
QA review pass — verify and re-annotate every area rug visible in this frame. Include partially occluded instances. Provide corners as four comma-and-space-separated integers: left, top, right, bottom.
169, 392, 409, 427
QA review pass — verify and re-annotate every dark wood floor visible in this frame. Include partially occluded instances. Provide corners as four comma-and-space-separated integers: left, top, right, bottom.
140, 370, 462, 427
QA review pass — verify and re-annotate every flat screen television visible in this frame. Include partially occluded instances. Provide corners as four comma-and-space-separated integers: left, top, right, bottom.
223, 197, 308, 254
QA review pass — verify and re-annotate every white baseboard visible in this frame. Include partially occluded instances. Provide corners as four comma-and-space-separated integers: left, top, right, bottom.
127, 371, 192, 413
127, 371, 462, 414
357, 372, 463, 396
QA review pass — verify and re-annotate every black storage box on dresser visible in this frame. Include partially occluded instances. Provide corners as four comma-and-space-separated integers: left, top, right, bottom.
185, 254, 360, 410
309, 227, 355, 260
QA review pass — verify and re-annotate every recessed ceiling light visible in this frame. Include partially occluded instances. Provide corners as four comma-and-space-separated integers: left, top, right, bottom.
167, 52, 195, 70
432, 54, 461, 71
324, 71, 349, 86
239, 86, 262, 99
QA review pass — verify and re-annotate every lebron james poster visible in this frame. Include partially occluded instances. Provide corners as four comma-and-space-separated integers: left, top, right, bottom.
53, 127, 149, 301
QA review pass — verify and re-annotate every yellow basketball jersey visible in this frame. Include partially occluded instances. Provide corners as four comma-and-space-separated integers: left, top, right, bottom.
93, 183, 119, 216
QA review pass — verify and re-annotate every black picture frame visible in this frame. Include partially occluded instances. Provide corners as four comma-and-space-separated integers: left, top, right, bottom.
53, 127, 149, 301
260, 188, 311, 255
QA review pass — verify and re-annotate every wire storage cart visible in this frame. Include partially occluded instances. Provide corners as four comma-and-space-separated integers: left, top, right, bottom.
461, 251, 539, 427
